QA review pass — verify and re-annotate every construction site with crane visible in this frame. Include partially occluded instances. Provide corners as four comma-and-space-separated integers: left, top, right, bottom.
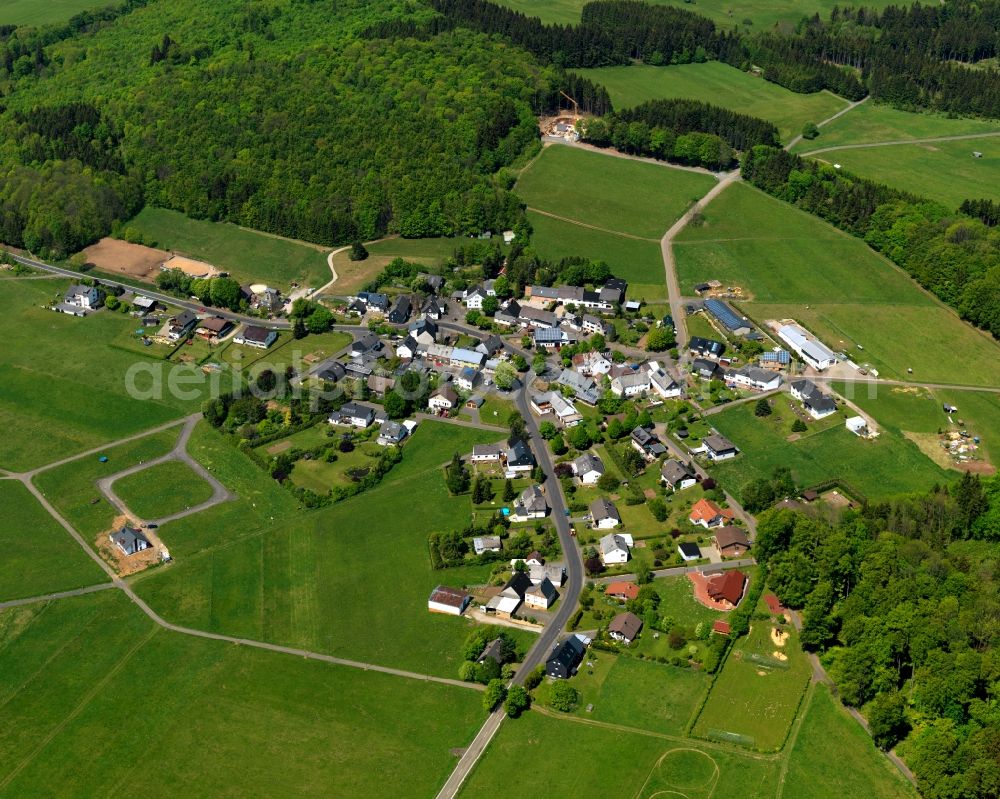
539, 90, 582, 141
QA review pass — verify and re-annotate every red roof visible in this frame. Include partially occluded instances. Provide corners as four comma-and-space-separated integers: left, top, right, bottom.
605, 581, 640, 601
689, 498, 734, 524
707, 571, 746, 606
712, 620, 731, 635
764, 593, 786, 615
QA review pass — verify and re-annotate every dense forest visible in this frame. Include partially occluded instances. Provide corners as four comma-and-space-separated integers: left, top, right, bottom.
756, 473, 1000, 798
742, 146, 1000, 338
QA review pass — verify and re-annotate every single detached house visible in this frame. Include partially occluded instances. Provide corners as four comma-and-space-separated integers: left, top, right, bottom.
571, 452, 604, 485
678, 541, 702, 562
329, 401, 377, 428
700, 433, 739, 461
234, 325, 278, 349
504, 440, 535, 474
524, 577, 558, 610
109, 525, 151, 557
471, 443, 503, 463
485, 571, 532, 618
167, 310, 198, 341
511, 485, 548, 521
428, 385, 459, 412
706, 570, 747, 609
546, 635, 586, 679
727, 365, 782, 392
790, 379, 837, 419
473, 536, 503, 555
608, 612, 643, 644
605, 581, 640, 602
661, 459, 697, 491
60, 283, 100, 315
428, 586, 471, 616
600, 532, 632, 564
713, 526, 751, 557
590, 498, 622, 530
689, 498, 735, 529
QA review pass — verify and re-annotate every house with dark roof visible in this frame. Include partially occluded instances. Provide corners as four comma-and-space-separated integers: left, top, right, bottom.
661, 459, 697, 492
109, 525, 151, 557
525, 577, 558, 609
350, 331, 383, 357
546, 635, 586, 679
477, 638, 505, 665
485, 571, 533, 618
700, 433, 739, 461
377, 420, 409, 446
408, 317, 438, 346
329, 402, 377, 428
511, 485, 548, 521
196, 316, 233, 339
428, 385, 459, 412
505, 439, 535, 474
726, 365, 782, 392
591, 498, 622, 530
713, 526, 751, 558
599, 532, 631, 564
234, 325, 277, 349
571, 452, 604, 485
428, 585, 471, 616
167, 310, 198, 341
630, 426, 667, 461
609, 612, 643, 644
790, 379, 837, 419
387, 295, 411, 324
357, 291, 390, 313
688, 336, 725, 360
316, 360, 346, 383
678, 541, 702, 562
422, 296, 447, 319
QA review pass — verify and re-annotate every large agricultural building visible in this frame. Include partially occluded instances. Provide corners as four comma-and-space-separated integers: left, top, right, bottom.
704, 299, 751, 336
777, 323, 838, 371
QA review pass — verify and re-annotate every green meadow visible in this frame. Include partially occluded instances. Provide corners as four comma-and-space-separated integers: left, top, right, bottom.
0, 481, 106, 601
518, 144, 715, 240
0, 280, 203, 472
123, 206, 331, 291
578, 62, 848, 142
328, 236, 463, 295
674, 182, 1000, 385
130, 420, 535, 677
805, 136, 1000, 208
111, 460, 215, 520
0, 591, 484, 798
0, 0, 103, 26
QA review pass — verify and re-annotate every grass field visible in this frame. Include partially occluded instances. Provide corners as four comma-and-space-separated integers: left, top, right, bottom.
708, 401, 952, 500
578, 63, 848, 142
497, 0, 895, 29
0, 280, 203, 471
123, 207, 331, 291
327, 236, 462, 295
130, 420, 532, 677
0, 481, 106, 601
518, 145, 714, 239
0, 0, 103, 25
0, 591, 484, 798
785, 684, 918, 798
674, 182, 1000, 385
791, 102, 1000, 153
805, 136, 1000, 208
526, 211, 667, 300
692, 622, 810, 751
460, 710, 778, 798
111, 460, 215, 520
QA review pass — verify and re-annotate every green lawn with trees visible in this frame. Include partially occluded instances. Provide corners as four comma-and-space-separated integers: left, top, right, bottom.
130, 421, 526, 677
328, 236, 464, 295
111, 460, 216, 520
0, 591, 484, 798
0, 481, 106, 601
674, 182, 1000, 385
517, 145, 715, 240
119, 207, 332, 292
577, 62, 848, 142
0, 280, 203, 472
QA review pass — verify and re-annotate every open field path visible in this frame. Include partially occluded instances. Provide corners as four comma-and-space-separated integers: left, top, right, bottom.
95, 414, 234, 527
414, 412, 507, 433
0, 582, 115, 611
801, 129, 1000, 157
775, 683, 816, 799
785, 95, 868, 151
701, 388, 782, 416
661, 171, 742, 360
525, 207, 661, 242
811, 374, 1000, 392
592, 558, 755, 584
544, 138, 724, 178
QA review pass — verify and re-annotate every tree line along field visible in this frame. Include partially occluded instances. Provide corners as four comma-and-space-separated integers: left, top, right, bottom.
0, 591, 484, 798
576, 62, 849, 142
804, 137, 1000, 209
673, 182, 1000, 386
0, 481, 106, 602
0, 280, 205, 472
125, 420, 536, 678
120, 207, 332, 292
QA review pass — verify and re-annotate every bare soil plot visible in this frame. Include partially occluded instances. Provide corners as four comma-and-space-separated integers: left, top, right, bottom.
80, 238, 169, 282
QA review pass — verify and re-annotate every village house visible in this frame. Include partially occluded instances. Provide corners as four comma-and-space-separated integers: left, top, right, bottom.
471, 443, 503, 463
504, 440, 535, 475
571, 452, 605, 485
59, 283, 101, 315
706, 570, 747, 609
608, 612, 643, 645
661, 459, 697, 492
530, 563, 566, 586
648, 365, 682, 399
517, 305, 558, 330
166, 310, 198, 341
377, 420, 409, 446
572, 351, 613, 376
631, 426, 667, 461
611, 369, 651, 398
557, 369, 600, 405
350, 331, 383, 358
530, 391, 582, 427
698, 433, 739, 461
417, 273, 444, 294
790, 379, 837, 419
581, 314, 613, 336
387, 295, 411, 324
510, 485, 548, 521
473, 535, 503, 556
427, 585, 471, 616
714, 526, 751, 558
692, 358, 721, 381
599, 532, 632, 564
395, 335, 419, 360
726, 365, 782, 392
329, 401, 378, 428
475, 334, 504, 358
422, 296, 447, 319
234, 325, 278, 349
524, 577, 558, 610
590, 498, 622, 530
409, 318, 438, 346
195, 316, 232, 340
689, 336, 725, 360
428, 385, 459, 412
109, 525, 151, 557
367, 373, 396, 397
605, 581, 639, 602
456, 367, 479, 392
689, 498, 736, 529
464, 286, 487, 310
678, 541, 702, 562
485, 571, 532, 618
546, 635, 586, 679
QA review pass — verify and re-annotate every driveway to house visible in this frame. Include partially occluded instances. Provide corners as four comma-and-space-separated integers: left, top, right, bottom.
95, 414, 234, 527
592, 557, 754, 584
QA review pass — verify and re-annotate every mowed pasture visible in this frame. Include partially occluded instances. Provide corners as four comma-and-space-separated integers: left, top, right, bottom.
111, 460, 215, 520
0, 0, 103, 25
805, 136, 1000, 208
459, 710, 778, 798
122, 207, 331, 291
0, 280, 203, 471
0, 481, 106, 601
692, 622, 811, 751
526, 211, 667, 300
0, 591, 484, 798
790, 101, 1000, 153
328, 236, 462, 295
785, 684, 919, 798
578, 62, 848, 142
132, 420, 529, 677
517, 144, 715, 239
708, 401, 952, 500
674, 182, 1000, 385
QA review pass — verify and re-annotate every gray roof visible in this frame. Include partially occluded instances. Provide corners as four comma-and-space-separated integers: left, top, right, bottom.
573, 452, 604, 476
110, 525, 149, 553
609, 612, 643, 641
514, 485, 548, 514
591, 497, 621, 523
527, 577, 558, 601
661, 459, 694, 485
599, 532, 629, 555
703, 433, 737, 454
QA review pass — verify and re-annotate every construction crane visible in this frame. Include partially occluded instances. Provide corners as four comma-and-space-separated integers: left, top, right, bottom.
559, 90, 580, 118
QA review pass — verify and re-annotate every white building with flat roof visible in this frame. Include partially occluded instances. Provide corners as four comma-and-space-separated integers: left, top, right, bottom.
777, 324, 839, 371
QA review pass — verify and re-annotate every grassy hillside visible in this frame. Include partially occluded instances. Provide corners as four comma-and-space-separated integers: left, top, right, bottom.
0, 0, 103, 26
577, 62, 848, 142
